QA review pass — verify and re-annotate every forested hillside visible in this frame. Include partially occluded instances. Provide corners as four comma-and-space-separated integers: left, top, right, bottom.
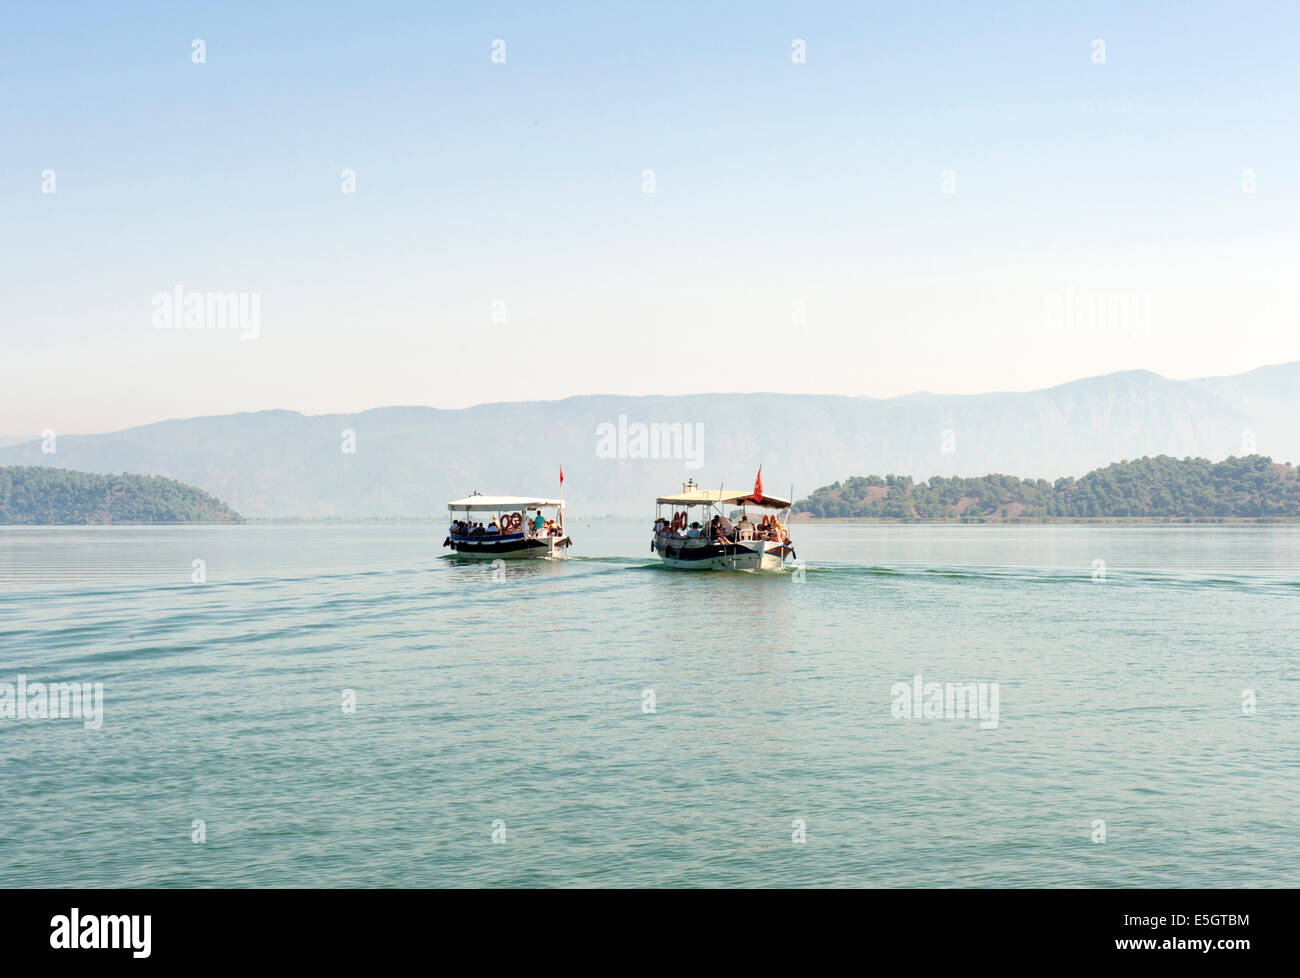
795, 456, 1300, 519
0, 467, 242, 524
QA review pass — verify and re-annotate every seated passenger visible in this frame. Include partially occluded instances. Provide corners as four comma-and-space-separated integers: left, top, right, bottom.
686, 522, 701, 539
714, 514, 735, 541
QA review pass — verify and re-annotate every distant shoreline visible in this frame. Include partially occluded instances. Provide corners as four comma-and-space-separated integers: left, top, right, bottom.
6, 516, 1300, 527
792, 516, 1300, 525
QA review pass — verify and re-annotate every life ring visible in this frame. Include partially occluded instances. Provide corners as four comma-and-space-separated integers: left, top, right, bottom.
673, 512, 686, 531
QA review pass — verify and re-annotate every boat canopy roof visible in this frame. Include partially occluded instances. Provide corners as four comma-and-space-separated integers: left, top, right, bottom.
655, 489, 792, 509
447, 495, 564, 512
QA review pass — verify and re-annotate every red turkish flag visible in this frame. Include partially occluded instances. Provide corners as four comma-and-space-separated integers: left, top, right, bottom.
560, 465, 564, 485
753, 465, 763, 504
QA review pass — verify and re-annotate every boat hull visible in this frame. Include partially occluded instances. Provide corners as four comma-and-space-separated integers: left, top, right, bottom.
444, 533, 572, 559
652, 536, 792, 571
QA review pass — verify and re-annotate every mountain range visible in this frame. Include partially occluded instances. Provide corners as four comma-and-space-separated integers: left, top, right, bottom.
2, 362, 1296, 518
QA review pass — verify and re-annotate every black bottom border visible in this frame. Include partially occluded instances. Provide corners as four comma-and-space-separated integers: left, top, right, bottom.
1, 887, 1284, 965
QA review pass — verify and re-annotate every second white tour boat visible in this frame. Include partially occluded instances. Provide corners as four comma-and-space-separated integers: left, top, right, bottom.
651, 478, 795, 571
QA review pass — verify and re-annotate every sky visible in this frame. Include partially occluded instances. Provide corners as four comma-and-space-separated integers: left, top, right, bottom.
3, 1, 1299, 435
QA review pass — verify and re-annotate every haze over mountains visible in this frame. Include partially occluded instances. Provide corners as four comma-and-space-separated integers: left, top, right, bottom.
3, 363, 1296, 519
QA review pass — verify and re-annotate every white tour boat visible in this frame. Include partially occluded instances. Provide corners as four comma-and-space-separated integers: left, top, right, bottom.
443, 492, 572, 558
651, 477, 796, 571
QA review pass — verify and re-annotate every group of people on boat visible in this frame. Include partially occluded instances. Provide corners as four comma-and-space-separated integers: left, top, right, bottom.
653, 512, 788, 544
450, 510, 563, 538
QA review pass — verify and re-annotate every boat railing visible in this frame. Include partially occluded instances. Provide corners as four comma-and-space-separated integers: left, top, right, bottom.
450, 529, 526, 542
653, 522, 788, 546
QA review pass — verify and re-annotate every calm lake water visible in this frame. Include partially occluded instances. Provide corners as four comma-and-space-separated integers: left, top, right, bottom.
1, 522, 1297, 887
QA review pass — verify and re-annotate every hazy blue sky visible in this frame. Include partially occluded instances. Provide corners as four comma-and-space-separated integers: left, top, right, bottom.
4, 1, 1299, 433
